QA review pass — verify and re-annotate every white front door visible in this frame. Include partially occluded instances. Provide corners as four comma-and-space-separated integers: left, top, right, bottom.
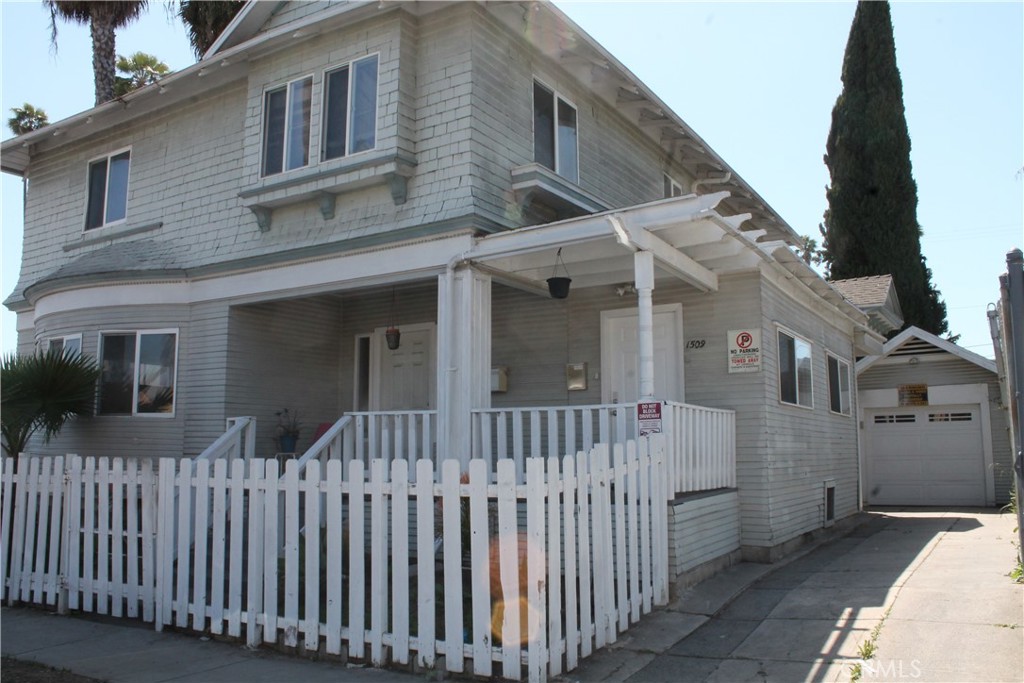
371, 323, 436, 410
600, 304, 684, 404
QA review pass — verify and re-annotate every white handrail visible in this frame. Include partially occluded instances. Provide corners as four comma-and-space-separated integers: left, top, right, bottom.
291, 414, 353, 472
194, 416, 256, 464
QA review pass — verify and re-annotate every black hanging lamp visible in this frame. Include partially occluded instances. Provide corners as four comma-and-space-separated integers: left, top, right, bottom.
385, 286, 401, 350
547, 247, 572, 299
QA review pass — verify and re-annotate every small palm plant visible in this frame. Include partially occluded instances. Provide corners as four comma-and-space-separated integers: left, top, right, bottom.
1, 348, 101, 460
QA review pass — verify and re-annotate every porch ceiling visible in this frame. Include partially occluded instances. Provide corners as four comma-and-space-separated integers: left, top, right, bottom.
468, 192, 766, 293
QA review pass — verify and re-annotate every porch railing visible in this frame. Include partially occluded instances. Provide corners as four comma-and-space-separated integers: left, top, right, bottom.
194, 416, 256, 465
472, 401, 735, 497
292, 411, 437, 481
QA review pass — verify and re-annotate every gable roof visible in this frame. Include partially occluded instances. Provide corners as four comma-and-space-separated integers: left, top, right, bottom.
831, 275, 904, 334
855, 325, 996, 375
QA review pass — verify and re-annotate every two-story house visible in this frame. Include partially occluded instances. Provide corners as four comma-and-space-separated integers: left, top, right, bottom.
2, 0, 885, 571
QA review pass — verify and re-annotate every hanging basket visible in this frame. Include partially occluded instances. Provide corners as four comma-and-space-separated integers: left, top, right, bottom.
547, 276, 572, 299
385, 326, 401, 350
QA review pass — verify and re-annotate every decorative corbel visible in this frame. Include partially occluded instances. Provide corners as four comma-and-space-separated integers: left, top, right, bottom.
250, 205, 272, 232
387, 173, 409, 205
317, 192, 337, 220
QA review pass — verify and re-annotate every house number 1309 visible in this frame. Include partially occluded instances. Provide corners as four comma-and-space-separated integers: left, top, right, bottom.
686, 339, 706, 349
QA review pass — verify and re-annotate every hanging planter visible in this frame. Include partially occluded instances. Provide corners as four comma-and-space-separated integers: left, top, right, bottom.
547, 247, 572, 299
385, 326, 401, 350
385, 287, 401, 350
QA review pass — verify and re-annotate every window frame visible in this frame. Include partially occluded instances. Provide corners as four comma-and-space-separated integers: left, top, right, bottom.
532, 78, 579, 183
84, 147, 132, 231
777, 325, 814, 409
321, 53, 380, 162
97, 328, 179, 418
45, 334, 83, 356
664, 173, 684, 198
826, 352, 852, 416
260, 74, 314, 177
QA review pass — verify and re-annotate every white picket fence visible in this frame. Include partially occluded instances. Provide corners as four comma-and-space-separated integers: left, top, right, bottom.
1, 436, 668, 682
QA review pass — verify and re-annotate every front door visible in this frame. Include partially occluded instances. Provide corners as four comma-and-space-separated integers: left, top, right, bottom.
601, 304, 684, 404
371, 323, 436, 410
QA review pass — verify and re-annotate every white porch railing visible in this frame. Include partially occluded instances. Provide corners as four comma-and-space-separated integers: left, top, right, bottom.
472, 401, 735, 496
292, 411, 437, 481
194, 416, 256, 465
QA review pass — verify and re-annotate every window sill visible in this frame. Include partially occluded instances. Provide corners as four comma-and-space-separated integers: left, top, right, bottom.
511, 163, 607, 220
64, 221, 164, 252
239, 152, 416, 231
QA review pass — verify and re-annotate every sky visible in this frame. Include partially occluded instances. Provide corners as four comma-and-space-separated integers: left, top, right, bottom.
1, 0, 1022, 360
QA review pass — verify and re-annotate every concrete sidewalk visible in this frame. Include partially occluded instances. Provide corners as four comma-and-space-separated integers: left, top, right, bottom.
3, 510, 1021, 683
561, 509, 1023, 683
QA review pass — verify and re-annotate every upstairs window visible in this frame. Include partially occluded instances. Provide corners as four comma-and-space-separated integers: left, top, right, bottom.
664, 174, 683, 198
98, 330, 178, 416
262, 76, 313, 176
827, 354, 852, 415
778, 328, 813, 408
323, 54, 379, 160
85, 149, 130, 229
533, 80, 578, 183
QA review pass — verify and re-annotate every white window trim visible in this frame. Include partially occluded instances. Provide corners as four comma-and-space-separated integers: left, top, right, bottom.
321, 52, 381, 162
260, 74, 315, 177
664, 173, 683, 198
777, 325, 814, 410
97, 328, 179, 418
84, 146, 132, 231
826, 352, 852, 416
45, 334, 83, 355
532, 77, 580, 182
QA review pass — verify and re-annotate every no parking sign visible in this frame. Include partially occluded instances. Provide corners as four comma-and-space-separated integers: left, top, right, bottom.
728, 329, 762, 373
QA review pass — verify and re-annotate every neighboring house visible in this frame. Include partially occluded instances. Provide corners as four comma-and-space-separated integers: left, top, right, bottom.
831, 275, 904, 337
857, 326, 1013, 507
1, 0, 885, 568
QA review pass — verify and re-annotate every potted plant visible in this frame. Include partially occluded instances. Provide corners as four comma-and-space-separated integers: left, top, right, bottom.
275, 408, 301, 453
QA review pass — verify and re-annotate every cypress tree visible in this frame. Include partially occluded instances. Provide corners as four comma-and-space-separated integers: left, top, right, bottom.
821, 1, 948, 336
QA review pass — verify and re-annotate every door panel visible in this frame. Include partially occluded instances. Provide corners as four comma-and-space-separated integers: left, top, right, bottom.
372, 324, 435, 410
601, 306, 683, 403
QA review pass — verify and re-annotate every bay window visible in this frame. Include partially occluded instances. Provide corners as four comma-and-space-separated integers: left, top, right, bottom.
533, 80, 578, 183
85, 149, 130, 229
98, 330, 178, 416
322, 54, 379, 160
262, 76, 313, 176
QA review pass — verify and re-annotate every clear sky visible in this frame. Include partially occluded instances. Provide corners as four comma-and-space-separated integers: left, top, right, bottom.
2, 1, 1022, 359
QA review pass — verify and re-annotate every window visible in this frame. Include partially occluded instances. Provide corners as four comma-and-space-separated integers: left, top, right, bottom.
85, 149, 130, 229
664, 174, 683, 198
827, 354, 851, 415
323, 55, 379, 161
98, 330, 178, 416
262, 76, 313, 176
46, 335, 82, 356
778, 328, 812, 408
533, 80, 578, 183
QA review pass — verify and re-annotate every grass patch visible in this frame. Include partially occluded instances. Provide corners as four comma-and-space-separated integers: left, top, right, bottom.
849, 607, 891, 683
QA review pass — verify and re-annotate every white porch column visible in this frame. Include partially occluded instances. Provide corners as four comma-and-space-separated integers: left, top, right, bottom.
437, 265, 491, 467
635, 250, 656, 401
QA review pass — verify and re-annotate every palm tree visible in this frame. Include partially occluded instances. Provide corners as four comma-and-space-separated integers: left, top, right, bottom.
177, 0, 244, 59
45, 1, 149, 105
1, 348, 100, 460
114, 51, 169, 96
7, 103, 49, 135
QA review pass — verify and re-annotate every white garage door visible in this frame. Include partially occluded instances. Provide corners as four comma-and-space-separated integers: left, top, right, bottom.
865, 404, 986, 506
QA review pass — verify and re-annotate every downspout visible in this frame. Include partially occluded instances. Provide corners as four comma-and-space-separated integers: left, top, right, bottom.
691, 171, 732, 194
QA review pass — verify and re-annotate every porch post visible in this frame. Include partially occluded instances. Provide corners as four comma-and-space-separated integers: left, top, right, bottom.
437, 265, 491, 467
635, 251, 656, 401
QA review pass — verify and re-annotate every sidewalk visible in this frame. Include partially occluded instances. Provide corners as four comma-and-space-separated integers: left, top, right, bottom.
4, 510, 1021, 683
560, 509, 1023, 682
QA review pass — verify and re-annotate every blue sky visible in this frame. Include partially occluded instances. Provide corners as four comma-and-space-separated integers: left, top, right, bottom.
2, 1, 1022, 359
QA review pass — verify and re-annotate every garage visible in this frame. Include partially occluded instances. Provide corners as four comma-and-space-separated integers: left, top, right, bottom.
864, 404, 986, 506
856, 326, 1013, 508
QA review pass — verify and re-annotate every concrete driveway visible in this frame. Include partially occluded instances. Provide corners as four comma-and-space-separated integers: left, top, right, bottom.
564, 509, 1023, 683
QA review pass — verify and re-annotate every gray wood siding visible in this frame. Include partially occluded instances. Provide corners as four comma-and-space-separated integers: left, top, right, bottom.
23, 305, 190, 460
757, 276, 859, 549
668, 490, 741, 576
859, 358, 1013, 504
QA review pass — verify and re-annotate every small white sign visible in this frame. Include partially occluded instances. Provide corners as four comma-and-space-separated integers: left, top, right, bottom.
728, 329, 762, 373
638, 401, 663, 436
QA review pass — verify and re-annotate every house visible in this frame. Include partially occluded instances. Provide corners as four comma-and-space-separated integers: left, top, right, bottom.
1, 0, 885, 578
831, 274, 904, 337
856, 326, 1013, 507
